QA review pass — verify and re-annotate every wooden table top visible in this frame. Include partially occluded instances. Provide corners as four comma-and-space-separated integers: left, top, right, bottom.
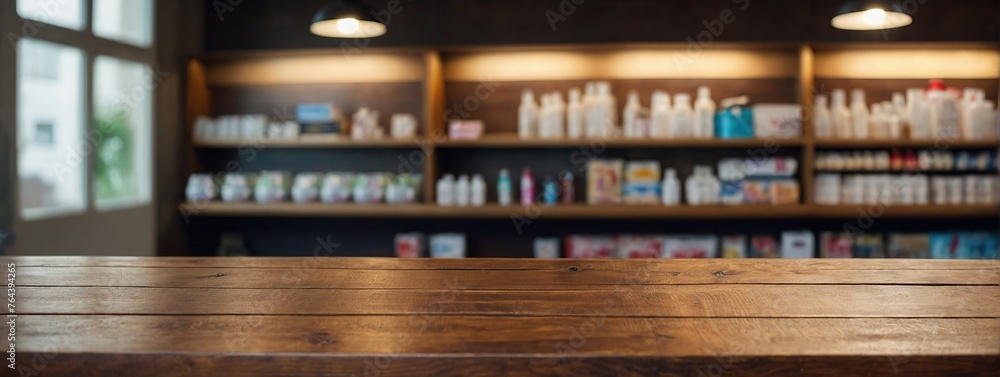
5, 256, 999, 377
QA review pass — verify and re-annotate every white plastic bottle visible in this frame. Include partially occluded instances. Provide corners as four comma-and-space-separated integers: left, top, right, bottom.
892, 92, 908, 127
661, 168, 681, 205
702, 166, 720, 204
584, 82, 603, 138
831, 89, 852, 139
650, 91, 671, 138
567, 88, 584, 139
470, 174, 486, 206
693, 86, 716, 139
968, 94, 998, 140
850, 89, 870, 139
928, 82, 960, 140
813, 94, 833, 139
907, 89, 931, 139
623, 90, 641, 139
497, 169, 512, 206
596, 81, 616, 136
537, 94, 553, 138
671, 93, 694, 138
552, 91, 566, 138
436, 174, 455, 206
518, 89, 538, 139
685, 169, 701, 205
869, 103, 888, 139
455, 175, 470, 207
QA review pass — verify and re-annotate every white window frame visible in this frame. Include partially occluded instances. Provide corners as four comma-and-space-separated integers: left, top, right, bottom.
10, 0, 157, 220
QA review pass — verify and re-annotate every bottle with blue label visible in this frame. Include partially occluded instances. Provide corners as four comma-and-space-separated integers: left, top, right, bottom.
543, 176, 559, 206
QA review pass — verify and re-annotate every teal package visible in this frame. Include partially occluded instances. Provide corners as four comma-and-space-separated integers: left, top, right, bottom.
715, 106, 754, 139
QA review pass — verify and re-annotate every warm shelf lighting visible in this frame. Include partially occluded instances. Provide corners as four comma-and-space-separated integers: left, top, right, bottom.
311, 0, 387, 38
831, 1, 912, 30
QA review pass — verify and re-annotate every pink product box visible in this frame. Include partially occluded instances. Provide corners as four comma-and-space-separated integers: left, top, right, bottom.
616, 235, 663, 258
394, 233, 425, 258
448, 120, 484, 140
565, 235, 616, 259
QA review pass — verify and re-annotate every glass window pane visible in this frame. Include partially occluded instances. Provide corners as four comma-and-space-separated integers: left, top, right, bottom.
16, 0, 85, 31
16, 38, 86, 220
93, 0, 154, 47
93, 56, 152, 210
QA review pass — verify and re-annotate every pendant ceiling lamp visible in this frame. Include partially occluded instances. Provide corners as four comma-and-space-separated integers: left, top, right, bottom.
831, 0, 912, 30
311, 0, 387, 38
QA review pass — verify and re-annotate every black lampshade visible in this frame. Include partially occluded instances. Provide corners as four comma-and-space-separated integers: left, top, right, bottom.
832, 0, 912, 30
311, 0, 387, 38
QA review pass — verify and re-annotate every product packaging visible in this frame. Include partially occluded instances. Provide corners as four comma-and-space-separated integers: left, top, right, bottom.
616, 235, 663, 258
662, 236, 718, 258
395, 233, 425, 258
853, 234, 885, 258
565, 235, 616, 258
820, 232, 853, 258
430, 233, 466, 258
721, 235, 747, 258
887, 233, 931, 258
749, 235, 779, 258
753, 104, 802, 138
533, 238, 561, 258
780, 231, 814, 258
586, 159, 623, 204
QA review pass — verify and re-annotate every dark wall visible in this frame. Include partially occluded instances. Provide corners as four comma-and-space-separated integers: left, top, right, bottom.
203, 0, 1000, 51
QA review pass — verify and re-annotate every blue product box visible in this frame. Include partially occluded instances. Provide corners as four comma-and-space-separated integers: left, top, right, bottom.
623, 183, 660, 204
930, 232, 961, 259
715, 106, 754, 139
297, 103, 342, 134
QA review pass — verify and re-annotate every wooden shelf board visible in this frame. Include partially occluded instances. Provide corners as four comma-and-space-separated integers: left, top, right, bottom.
193, 137, 423, 149
814, 139, 999, 149
437, 134, 804, 149
179, 202, 998, 219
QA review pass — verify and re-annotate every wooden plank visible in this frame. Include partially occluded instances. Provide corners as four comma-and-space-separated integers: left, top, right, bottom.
16, 285, 998, 317
4, 256, 996, 271
193, 136, 424, 149
17, 316, 1000, 376
14, 265, 1000, 289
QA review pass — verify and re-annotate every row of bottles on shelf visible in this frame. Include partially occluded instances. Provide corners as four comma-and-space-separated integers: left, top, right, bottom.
185, 172, 423, 204
814, 173, 999, 206
812, 79, 998, 141
390, 231, 999, 259
436, 157, 799, 207
815, 149, 996, 171
192, 104, 420, 142
518, 82, 801, 140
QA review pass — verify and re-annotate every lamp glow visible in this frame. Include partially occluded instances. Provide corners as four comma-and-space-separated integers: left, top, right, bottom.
336, 18, 360, 35
831, 1, 912, 30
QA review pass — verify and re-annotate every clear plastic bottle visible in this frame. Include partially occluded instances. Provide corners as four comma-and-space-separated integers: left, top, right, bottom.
552, 91, 566, 138
813, 94, 833, 139
671, 93, 694, 138
596, 81, 617, 136
927, 79, 960, 140
907, 88, 931, 139
693, 86, 716, 139
650, 91, 671, 138
518, 89, 538, 139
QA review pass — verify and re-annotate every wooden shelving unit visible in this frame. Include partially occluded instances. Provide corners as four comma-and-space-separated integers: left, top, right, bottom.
814, 139, 1000, 149
180, 202, 998, 219
182, 42, 1000, 256
193, 136, 424, 149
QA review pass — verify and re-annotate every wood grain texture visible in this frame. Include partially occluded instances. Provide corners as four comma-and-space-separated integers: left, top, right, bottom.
7, 257, 999, 376
15, 265, 1000, 289
17, 285, 999, 317
6, 256, 996, 270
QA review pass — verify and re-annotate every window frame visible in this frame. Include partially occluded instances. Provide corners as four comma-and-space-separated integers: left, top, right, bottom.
10, 0, 157, 220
